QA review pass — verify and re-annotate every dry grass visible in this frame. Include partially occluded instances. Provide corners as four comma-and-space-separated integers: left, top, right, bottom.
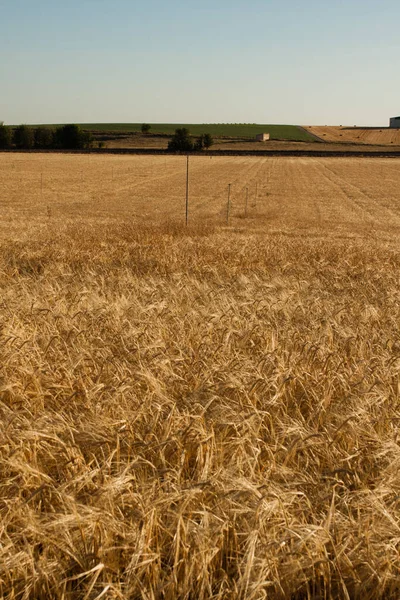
1, 153, 400, 599
306, 126, 400, 146
102, 133, 396, 153
102, 134, 330, 153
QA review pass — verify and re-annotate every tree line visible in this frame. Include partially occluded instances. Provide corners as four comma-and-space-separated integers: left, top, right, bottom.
0, 124, 92, 150
0, 124, 215, 152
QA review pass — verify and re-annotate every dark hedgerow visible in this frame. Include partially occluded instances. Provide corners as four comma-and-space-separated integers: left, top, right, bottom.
34, 127, 55, 149
54, 124, 93, 149
13, 125, 34, 149
0, 124, 12, 149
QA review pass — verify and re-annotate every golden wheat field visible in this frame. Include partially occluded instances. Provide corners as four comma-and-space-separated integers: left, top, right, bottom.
2, 153, 400, 599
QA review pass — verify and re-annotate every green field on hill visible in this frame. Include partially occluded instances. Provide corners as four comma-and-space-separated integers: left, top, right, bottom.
30, 123, 315, 142
83, 123, 314, 141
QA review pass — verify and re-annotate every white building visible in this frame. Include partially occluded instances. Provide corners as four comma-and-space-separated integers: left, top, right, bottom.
255, 133, 270, 142
390, 117, 400, 129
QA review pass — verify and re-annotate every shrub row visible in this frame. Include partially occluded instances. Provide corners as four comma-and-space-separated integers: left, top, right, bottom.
168, 128, 214, 152
0, 124, 92, 150
0, 124, 214, 152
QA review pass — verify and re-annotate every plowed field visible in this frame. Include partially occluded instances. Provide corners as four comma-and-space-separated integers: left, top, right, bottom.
306, 125, 400, 145
2, 153, 400, 599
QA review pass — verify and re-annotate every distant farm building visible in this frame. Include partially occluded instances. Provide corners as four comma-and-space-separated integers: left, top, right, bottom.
255, 133, 270, 142
390, 117, 400, 129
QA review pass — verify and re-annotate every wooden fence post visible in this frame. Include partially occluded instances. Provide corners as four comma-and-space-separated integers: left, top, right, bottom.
185, 155, 189, 226
226, 183, 231, 225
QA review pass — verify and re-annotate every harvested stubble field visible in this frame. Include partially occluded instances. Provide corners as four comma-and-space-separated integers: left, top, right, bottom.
306, 126, 400, 146
1, 153, 400, 599
102, 134, 324, 152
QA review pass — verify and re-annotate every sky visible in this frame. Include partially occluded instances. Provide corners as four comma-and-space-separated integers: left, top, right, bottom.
1, 0, 399, 126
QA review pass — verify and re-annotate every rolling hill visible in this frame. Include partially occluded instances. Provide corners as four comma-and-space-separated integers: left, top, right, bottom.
306, 125, 400, 145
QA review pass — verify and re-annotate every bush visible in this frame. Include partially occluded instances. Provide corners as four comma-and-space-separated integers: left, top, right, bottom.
194, 133, 214, 151
141, 123, 151, 134
168, 128, 193, 152
54, 124, 92, 149
34, 127, 54, 149
202, 133, 214, 149
193, 137, 203, 151
0, 125, 12, 149
80, 130, 93, 149
14, 125, 34, 149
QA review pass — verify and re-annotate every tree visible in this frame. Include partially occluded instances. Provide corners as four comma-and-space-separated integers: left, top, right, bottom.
80, 130, 93, 149
0, 125, 12, 149
54, 124, 92, 149
14, 125, 34, 149
167, 128, 193, 152
193, 137, 204, 151
141, 123, 151, 134
194, 133, 214, 151
202, 133, 214, 149
34, 127, 54, 149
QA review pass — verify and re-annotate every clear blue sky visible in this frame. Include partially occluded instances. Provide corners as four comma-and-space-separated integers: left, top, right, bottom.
1, 0, 399, 126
